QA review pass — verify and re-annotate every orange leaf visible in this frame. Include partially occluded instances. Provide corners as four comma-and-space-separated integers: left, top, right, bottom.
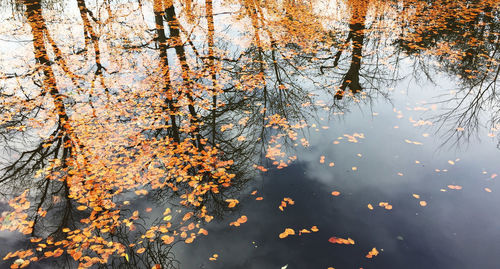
238, 215, 248, 224
161, 235, 175, 244
183, 212, 194, 221
366, 247, 379, 258
226, 199, 239, 208
72, 251, 82, 261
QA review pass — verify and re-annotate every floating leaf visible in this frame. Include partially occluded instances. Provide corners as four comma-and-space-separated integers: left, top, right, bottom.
366, 247, 379, 258
328, 237, 355, 245
209, 254, 218, 261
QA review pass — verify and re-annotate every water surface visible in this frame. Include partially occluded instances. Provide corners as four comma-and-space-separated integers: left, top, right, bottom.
0, 0, 499, 268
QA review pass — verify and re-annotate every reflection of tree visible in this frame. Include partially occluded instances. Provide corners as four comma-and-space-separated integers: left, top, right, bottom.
1, 0, 83, 231
144, 0, 320, 220
228, 0, 319, 118
0, 1, 90, 268
308, 0, 398, 108
333, 0, 368, 98
76, 0, 104, 74
153, 0, 181, 142
165, 3, 204, 148
0, 1, 324, 267
395, 0, 500, 145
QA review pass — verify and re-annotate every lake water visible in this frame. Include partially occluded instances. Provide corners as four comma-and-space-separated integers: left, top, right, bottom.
0, 0, 499, 268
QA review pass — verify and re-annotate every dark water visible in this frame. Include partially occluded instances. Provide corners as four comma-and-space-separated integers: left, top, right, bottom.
0, 0, 499, 268
179, 88, 500, 269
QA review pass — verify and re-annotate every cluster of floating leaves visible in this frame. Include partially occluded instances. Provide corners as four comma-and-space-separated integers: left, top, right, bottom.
279, 226, 319, 239
365, 247, 379, 258
278, 197, 295, 211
